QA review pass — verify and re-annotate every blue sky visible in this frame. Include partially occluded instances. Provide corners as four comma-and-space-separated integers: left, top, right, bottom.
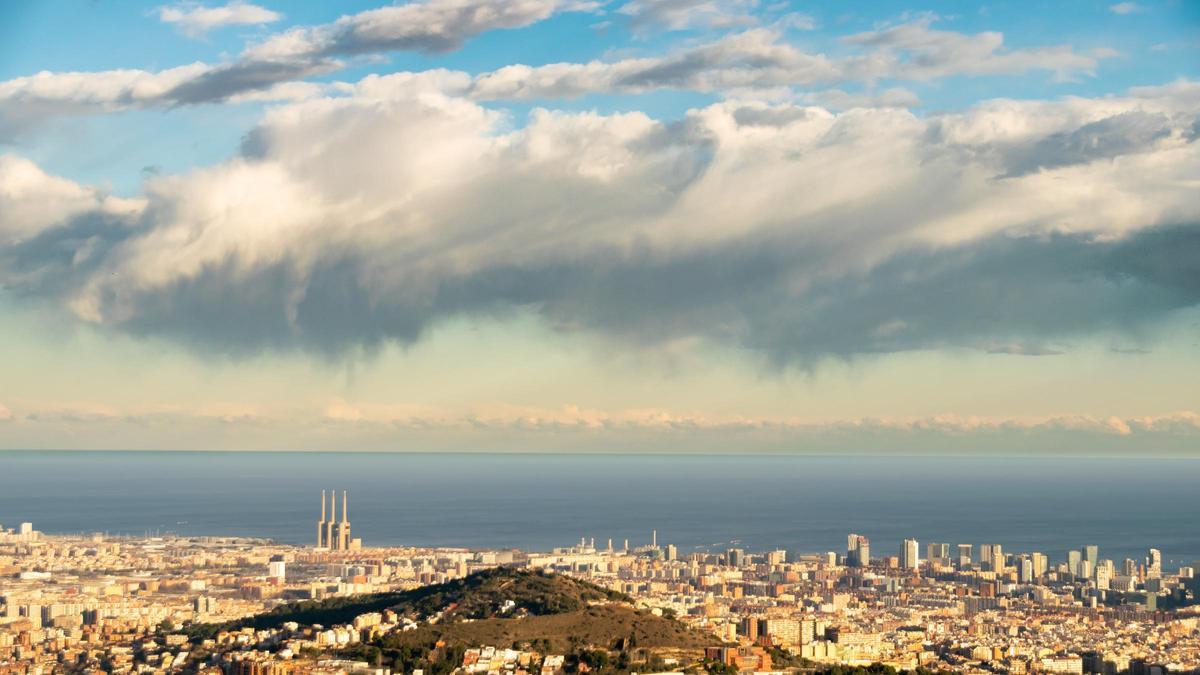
3, 0, 1196, 192
0, 0, 1198, 452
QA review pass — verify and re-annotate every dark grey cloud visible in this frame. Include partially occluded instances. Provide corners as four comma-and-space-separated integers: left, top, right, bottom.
0, 213, 142, 299
1000, 111, 1174, 177
731, 105, 812, 127
6, 205, 1197, 363
162, 59, 335, 105
431, 224, 1200, 364
735, 224, 1200, 363
181, 222, 1200, 362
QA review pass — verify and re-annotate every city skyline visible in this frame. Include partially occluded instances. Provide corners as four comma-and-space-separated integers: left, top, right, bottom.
0, 1, 1198, 453
6, 512, 1195, 573
2, 515, 1192, 577
1, 514, 1197, 672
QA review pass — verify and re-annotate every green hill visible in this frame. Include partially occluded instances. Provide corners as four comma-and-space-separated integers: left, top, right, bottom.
186, 567, 718, 674
187, 567, 638, 639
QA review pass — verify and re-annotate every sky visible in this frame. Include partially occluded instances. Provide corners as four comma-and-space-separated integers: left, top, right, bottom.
0, 0, 1198, 453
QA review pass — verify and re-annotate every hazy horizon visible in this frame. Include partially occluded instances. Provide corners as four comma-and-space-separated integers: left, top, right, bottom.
5, 452, 1200, 563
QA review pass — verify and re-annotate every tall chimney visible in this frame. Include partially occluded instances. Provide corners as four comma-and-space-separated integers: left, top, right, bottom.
327, 489, 338, 549
317, 489, 327, 548
336, 490, 351, 551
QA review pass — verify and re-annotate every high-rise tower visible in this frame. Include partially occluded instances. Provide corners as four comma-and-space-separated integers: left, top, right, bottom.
901, 539, 920, 569
984, 544, 1004, 572
957, 544, 972, 568
1147, 548, 1162, 579
1068, 549, 1082, 577
847, 534, 870, 567
926, 542, 950, 566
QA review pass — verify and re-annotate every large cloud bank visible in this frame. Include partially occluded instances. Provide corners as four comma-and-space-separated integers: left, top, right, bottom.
1, 77, 1198, 360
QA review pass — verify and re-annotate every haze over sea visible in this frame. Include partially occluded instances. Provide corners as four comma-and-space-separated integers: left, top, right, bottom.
1, 452, 1197, 569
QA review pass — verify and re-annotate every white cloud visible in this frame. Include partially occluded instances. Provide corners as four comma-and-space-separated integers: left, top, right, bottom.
242, 0, 592, 61
1, 80, 1197, 361
843, 18, 1107, 81
466, 22, 1109, 101
0, 403, 12, 422
0, 0, 597, 134
1109, 2, 1145, 15
467, 29, 840, 99
617, 0, 759, 32
0, 63, 211, 138
0, 14, 1114, 137
158, 1, 282, 37
0, 155, 144, 244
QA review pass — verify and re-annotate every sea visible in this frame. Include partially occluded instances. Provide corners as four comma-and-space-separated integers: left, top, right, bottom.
0, 451, 1197, 569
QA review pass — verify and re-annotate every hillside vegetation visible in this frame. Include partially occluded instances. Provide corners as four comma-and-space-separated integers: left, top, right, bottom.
187, 567, 722, 675
187, 567, 632, 640
378, 602, 712, 653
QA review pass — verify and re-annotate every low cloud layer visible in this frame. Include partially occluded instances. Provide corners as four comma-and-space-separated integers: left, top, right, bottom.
1, 80, 1198, 362
2, 399, 1198, 453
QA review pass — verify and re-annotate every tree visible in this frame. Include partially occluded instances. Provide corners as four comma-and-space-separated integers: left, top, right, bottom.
581, 650, 609, 670
703, 658, 737, 675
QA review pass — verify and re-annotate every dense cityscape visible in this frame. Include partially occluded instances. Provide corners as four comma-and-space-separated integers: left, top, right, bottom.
1, 492, 1197, 675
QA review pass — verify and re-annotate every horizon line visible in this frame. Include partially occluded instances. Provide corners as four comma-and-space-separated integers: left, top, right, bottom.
2, 448, 1199, 459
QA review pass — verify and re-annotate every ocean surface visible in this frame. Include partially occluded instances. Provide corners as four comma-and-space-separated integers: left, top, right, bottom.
0, 451, 1197, 569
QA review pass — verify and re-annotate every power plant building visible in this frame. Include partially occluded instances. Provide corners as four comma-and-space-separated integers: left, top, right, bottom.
316, 490, 357, 550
